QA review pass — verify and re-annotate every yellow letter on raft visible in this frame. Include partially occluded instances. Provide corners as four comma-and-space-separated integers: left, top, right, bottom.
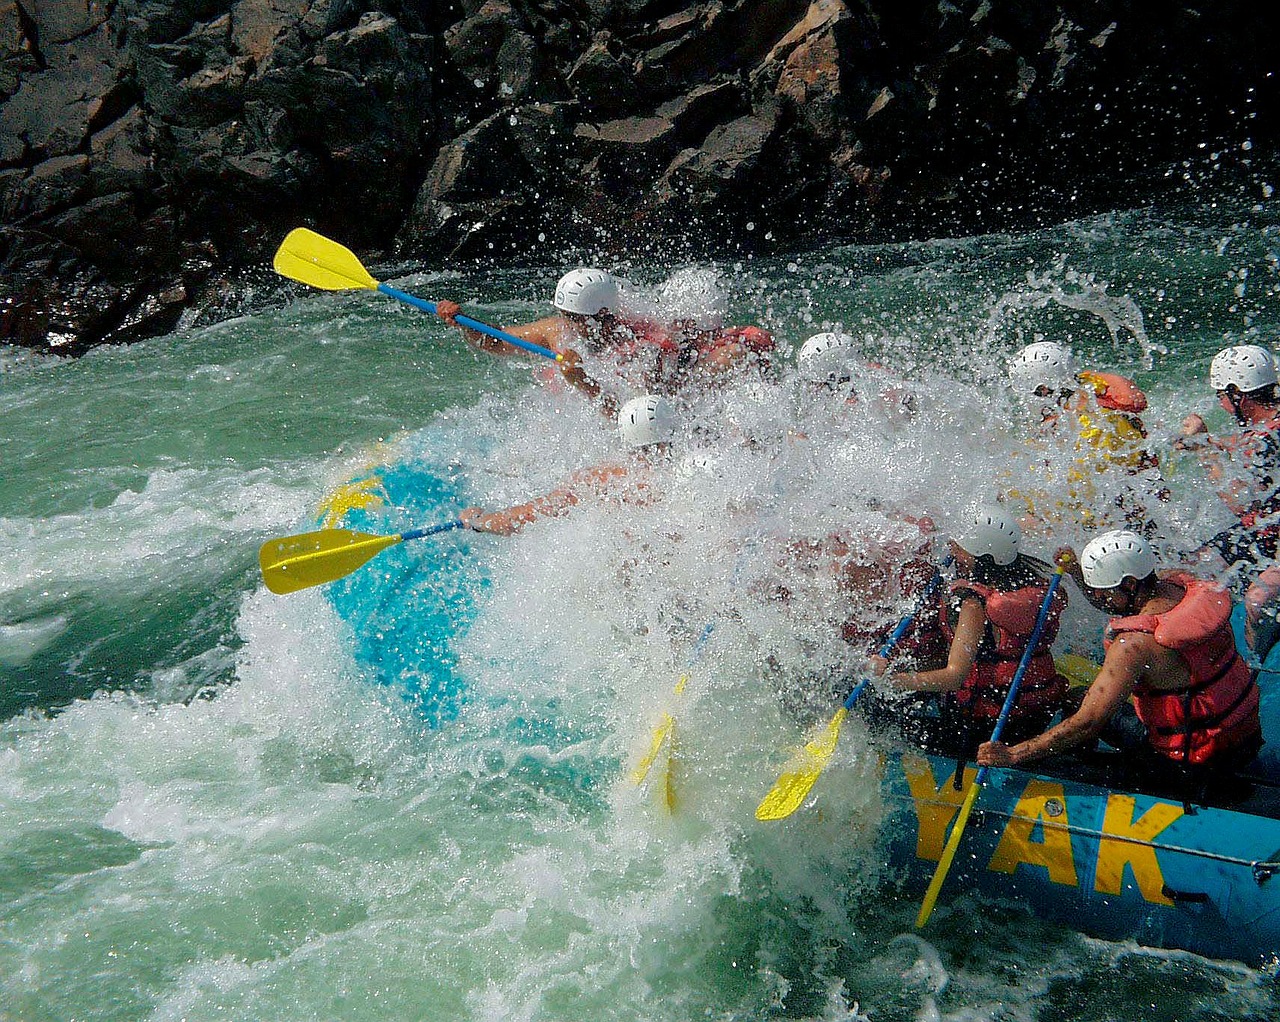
986, 779, 1079, 887
902, 754, 977, 862
1095, 795, 1183, 906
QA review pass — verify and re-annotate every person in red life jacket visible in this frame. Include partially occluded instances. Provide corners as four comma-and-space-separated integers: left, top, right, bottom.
656, 266, 776, 387
881, 505, 1068, 750
978, 530, 1262, 801
1006, 341, 1165, 532
434, 269, 679, 418
460, 394, 675, 535
1178, 345, 1280, 658
836, 517, 946, 672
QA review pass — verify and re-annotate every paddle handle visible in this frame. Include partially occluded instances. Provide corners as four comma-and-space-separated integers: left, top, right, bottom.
376, 284, 562, 362
401, 519, 465, 542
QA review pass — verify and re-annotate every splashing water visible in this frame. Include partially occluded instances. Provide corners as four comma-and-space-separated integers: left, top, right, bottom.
3, 203, 1280, 1019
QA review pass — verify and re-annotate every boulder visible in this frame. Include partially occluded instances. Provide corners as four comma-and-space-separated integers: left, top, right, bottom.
660, 105, 781, 200
0, 0, 1275, 351
567, 31, 642, 115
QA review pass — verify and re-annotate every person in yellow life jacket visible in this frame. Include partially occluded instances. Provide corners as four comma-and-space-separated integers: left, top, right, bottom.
435, 269, 679, 418
1005, 341, 1164, 531
978, 530, 1262, 803
882, 505, 1068, 752
656, 266, 775, 387
460, 394, 675, 535
1178, 345, 1280, 658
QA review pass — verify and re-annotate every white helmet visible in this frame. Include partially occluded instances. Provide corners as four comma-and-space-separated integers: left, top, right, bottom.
1079, 530, 1156, 589
1008, 342, 1077, 394
659, 266, 727, 331
952, 505, 1021, 566
618, 394, 676, 449
554, 268, 620, 316
723, 380, 786, 443
1209, 345, 1278, 393
676, 449, 720, 479
797, 332, 856, 384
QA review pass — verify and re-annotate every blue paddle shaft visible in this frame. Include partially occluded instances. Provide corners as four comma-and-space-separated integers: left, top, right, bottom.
401, 519, 465, 542
974, 570, 1064, 786
843, 554, 953, 711
689, 620, 716, 663
376, 284, 561, 362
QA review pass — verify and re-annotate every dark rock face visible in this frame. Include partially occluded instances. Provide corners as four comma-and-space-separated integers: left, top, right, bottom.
1, 0, 1275, 352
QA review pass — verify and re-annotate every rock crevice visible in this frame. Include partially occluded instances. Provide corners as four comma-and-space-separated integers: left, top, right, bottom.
0, 0, 1274, 352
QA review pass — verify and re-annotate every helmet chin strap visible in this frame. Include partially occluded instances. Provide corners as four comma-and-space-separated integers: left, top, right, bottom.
1115, 580, 1140, 615
1226, 387, 1249, 426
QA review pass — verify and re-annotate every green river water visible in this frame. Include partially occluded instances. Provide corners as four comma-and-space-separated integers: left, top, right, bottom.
3, 192, 1280, 1020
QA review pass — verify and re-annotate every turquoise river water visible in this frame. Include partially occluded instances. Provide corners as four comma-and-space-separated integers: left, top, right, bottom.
3, 190, 1280, 1020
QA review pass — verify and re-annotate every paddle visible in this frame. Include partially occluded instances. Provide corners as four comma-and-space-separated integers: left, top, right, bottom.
755, 558, 951, 821
272, 228, 563, 362
259, 520, 465, 595
632, 620, 716, 807
915, 564, 1066, 928
634, 536, 766, 806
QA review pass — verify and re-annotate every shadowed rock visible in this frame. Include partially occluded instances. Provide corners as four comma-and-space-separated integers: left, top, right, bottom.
0, 0, 1274, 351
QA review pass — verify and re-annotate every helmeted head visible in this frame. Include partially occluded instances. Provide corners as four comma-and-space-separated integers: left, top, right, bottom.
797, 332, 857, 386
722, 379, 787, 446
1008, 341, 1077, 395
952, 505, 1021, 566
658, 266, 727, 332
1209, 345, 1278, 395
1078, 529, 1156, 590
618, 394, 676, 449
554, 268, 620, 317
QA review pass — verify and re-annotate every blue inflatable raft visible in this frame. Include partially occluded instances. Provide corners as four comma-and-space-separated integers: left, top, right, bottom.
316, 448, 1280, 966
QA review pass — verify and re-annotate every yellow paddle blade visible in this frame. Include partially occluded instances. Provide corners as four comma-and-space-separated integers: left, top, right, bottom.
916, 780, 982, 928
1056, 653, 1101, 689
316, 476, 387, 529
631, 711, 676, 785
273, 228, 378, 292
755, 706, 848, 821
259, 529, 402, 595
631, 671, 691, 786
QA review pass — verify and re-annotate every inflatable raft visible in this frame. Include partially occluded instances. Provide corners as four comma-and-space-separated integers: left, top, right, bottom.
878, 744, 1280, 966
317, 446, 489, 726
313, 448, 1280, 966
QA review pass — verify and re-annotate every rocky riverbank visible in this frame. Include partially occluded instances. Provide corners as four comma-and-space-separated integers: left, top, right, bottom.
1, 0, 1274, 353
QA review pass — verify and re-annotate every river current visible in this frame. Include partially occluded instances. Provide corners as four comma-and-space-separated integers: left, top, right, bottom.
3, 193, 1280, 1020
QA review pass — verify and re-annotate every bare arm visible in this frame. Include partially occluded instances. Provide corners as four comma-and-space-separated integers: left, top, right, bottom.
461, 463, 632, 535
435, 301, 563, 359
891, 596, 983, 694
978, 634, 1147, 766
554, 348, 619, 419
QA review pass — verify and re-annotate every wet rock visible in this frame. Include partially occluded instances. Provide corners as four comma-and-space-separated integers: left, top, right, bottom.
660, 105, 781, 201
567, 31, 641, 115
0, 0, 1274, 352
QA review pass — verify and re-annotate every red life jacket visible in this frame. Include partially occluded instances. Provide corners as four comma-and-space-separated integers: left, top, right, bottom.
941, 579, 1067, 723
538, 318, 680, 392
692, 326, 776, 372
1079, 370, 1148, 413
624, 319, 681, 389
840, 556, 946, 664
611, 318, 680, 371
1105, 571, 1260, 765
